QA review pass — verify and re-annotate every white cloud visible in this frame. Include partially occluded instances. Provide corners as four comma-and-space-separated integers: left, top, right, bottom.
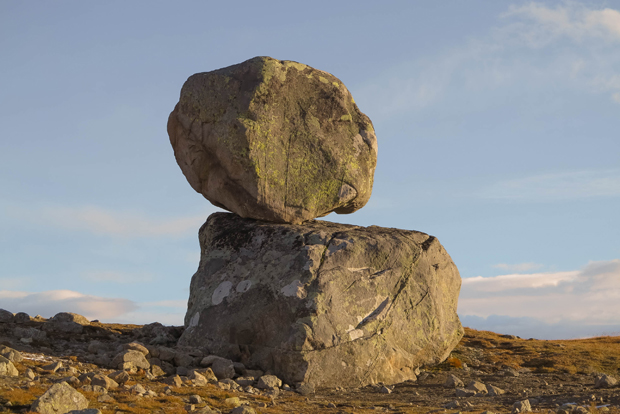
479, 169, 620, 201
6, 204, 219, 238
459, 259, 620, 334
0, 289, 137, 320
0, 289, 188, 325
503, 2, 620, 44
492, 262, 543, 272
354, 2, 620, 118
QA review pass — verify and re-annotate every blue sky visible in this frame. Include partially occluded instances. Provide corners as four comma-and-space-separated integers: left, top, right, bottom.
1, 1, 619, 339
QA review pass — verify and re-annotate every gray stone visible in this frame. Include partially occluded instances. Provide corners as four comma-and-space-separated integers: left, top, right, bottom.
0, 355, 18, 376
158, 346, 176, 362
52, 312, 91, 325
30, 382, 89, 413
486, 384, 505, 396
456, 388, 477, 397
0, 346, 23, 363
444, 374, 464, 388
231, 406, 256, 414
42, 361, 63, 372
112, 350, 150, 370
168, 56, 377, 225
467, 380, 488, 394
0, 309, 14, 323
91, 375, 118, 390
189, 394, 203, 404
179, 212, 463, 388
512, 399, 532, 414
211, 357, 235, 380
174, 352, 193, 368
163, 374, 183, 387
445, 401, 460, 409
257, 374, 282, 390
14, 311, 31, 323
122, 342, 149, 356
108, 370, 130, 384
594, 374, 618, 389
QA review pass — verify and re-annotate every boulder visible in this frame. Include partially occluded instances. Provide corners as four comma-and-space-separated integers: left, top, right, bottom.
52, 312, 91, 325
179, 212, 463, 387
0, 355, 18, 376
168, 56, 377, 224
30, 382, 89, 414
0, 309, 14, 323
112, 350, 150, 371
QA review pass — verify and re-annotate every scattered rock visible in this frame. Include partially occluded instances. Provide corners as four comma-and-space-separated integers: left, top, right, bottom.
14, 311, 31, 323
211, 358, 235, 380
189, 394, 202, 404
30, 382, 89, 414
0, 308, 14, 322
594, 374, 617, 389
163, 374, 183, 387
108, 370, 130, 384
0, 355, 18, 376
486, 384, 506, 396
444, 374, 464, 388
42, 361, 63, 372
122, 342, 149, 355
112, 349, 150, 371
466, 380, 488, 394
257, 375, 282, 390
456, 388, 477, 397
230, 406, 256, 414
91, 374, 118, 390
512, 399, 532, 414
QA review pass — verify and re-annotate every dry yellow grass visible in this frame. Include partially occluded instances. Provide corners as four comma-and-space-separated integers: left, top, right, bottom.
452, 327, 620, 375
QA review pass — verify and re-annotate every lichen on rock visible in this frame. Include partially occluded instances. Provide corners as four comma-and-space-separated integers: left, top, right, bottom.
168, 56, 377, 224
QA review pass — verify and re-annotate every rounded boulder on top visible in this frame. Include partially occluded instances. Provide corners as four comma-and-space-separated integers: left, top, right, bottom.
167, 56, 377, 224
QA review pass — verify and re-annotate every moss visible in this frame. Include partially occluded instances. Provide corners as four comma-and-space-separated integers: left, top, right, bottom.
318, 76, 329, 84
340, 114, 352, 122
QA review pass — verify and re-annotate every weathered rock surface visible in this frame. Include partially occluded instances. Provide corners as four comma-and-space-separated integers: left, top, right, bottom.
167, 56, 377, 224
30, 382, 89, 414
179, 212, 463, 387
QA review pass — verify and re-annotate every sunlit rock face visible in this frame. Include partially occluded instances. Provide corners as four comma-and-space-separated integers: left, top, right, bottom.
179, 212, 463, 388
167, 56, 377, 224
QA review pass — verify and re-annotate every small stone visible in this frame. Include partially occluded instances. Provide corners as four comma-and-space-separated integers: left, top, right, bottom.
486, 384, 505, 396
466, 380, 488, 394
236, 376, 255, 386
130, 383, 147, 394
456, 388, 477, 397
595, 375, 618, 389
225, 397, 242, 407
444, 374, 464, 388
327, 403, 337, 408
97, 394, 116, 403
503, 367, 520, 377
380, 385, 392, 394
14, 312, 31, 323
296, 382, 315, 396
151, 365, 166, 377
30, 382, 89, 413
112, 350, 150, 371
176, 366, 189, 376
0, 346, 23, 362
211, 358, 235, 380
512, 399, 532, 414
91, 375, 119, 390
42, 361, 63, 372
231, 406, 256, 414
158, 346, 176, 361
123, 342, 149, 355
185, 404, 195, 411
67, 410, 102, 414
163, 374, 183, 387
189, 394, 202, 404
108, 370, 130, 384
0, 309, 14, 323
445, 401, 460, 409
0, 355, 18, 376
26, 368, 36, 380
257, 374, 282, 390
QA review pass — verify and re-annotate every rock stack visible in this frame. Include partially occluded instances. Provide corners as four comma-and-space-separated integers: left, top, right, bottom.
168, 56, 463, 388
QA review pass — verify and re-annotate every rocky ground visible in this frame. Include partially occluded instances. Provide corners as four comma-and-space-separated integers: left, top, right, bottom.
1, 310, 620, 414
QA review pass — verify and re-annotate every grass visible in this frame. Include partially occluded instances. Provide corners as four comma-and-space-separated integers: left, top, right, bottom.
452, 327, 620, 375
